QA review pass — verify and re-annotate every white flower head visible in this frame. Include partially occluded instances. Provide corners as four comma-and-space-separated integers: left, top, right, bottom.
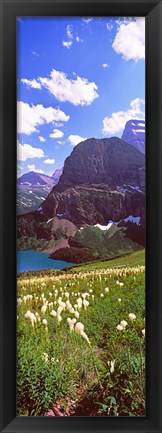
75, 322, 90, 344
128, 313, 136, 321
57, 315, 62, 324
67, 317, 77, 332
17, 297, 22, 304
25, 310, 36, 327
110, 359, 115, 374
41, 305, 47, 314
74, 310, 80, 319
142, 328, 145, 337
83, 299, 89, 309
42, 352, 48, 363
118, 298, 121, 302
50, 310, 57, 317
120, 320, 128, 328
117, 324, 124, 331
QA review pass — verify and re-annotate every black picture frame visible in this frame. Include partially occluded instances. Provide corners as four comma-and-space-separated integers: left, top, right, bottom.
0, 0, 162, 432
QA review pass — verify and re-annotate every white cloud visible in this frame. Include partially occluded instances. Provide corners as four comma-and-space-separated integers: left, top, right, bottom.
102, 98, 145, 135
17, 163, 24, 178
17, 101, 69, 135
112, 18, 145, 61
39, 69, 99, 106
62, 25, 74, 49
62, 40, 73, 49
53, 122, 63, 127
50, 129, 64, 139
31, 50, 39, 57
102, 63, 110, 68
106, 23, 113, 31
21, 78, 41, 89
76, 35, 83, 43
27, 164, 44, 173
82, 17, 93, 23
39, 136, 46, 142
43, 159, 55, 164
57, 140, 65, 145
17, 140, 45, 161
66, 24, 73, 40
67, 134, 87, 146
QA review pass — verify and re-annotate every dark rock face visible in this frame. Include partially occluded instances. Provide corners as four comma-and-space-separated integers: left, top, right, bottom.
54, 137, 145, 192
39, 185, 145, 227
122, 119, 145, 154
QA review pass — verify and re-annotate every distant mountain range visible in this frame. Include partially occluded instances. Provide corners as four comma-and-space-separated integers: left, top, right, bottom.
122, 119, 145, 154
17, 136, 145, 262
17, 169, 63, 214
18, 169, 63, 186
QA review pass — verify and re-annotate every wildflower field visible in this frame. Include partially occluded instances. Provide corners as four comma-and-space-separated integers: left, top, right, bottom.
17, 251, 145, 417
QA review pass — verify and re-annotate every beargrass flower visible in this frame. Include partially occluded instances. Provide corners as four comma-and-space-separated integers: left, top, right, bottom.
105, 287, 109, 292
41, 305, 47, 314
42, 352, 48, 363
83, 299, 89, 309
17, 298, 22, 304
116, 324, 124, 331
120, 320, 128, 328
110, 359, 115, 374
142, 328, 145, 337
25, 310, 36, 327
35, 312, 40, 322
128, 313, 136, 321
50, 310, 57, 317
74, 310, 79, 319
67, 317, 77, 332
75, 322, 90, 344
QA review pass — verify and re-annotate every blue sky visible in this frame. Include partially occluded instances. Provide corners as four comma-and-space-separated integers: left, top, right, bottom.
17, 16, 145, 177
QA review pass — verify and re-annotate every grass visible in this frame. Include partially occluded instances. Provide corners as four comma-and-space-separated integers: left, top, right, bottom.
17, 251, 145, 417
67, 249, 145, 273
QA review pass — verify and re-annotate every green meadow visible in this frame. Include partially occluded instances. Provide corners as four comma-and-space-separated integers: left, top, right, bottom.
17, 250, 145, 417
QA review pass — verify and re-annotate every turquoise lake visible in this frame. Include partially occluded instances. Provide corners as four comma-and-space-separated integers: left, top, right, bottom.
17, 250, 73, 272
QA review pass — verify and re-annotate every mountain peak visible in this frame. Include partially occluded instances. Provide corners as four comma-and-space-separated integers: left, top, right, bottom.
122, 119, 145, 154
53, 136, 144, 193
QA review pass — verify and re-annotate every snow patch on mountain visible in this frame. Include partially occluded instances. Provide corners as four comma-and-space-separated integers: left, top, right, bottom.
122, 119, 145, 154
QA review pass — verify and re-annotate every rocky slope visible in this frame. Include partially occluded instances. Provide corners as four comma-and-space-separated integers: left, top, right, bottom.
122, 119, 145, 154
